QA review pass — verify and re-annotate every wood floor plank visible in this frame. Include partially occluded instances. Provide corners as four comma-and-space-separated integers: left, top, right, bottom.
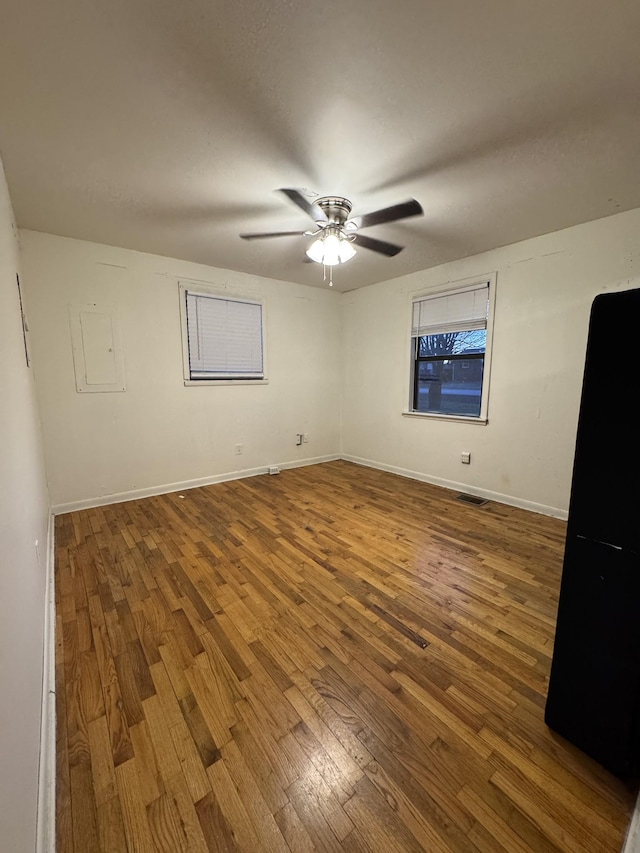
284, 683, 365, 788
69, 756, 100, 852
55, 461, 638, 853
114, 758, 158, 853
289, 667, 374, 769
147, 792, 189, 852
457, 783, 553, 853
229, 715, 290, 813
273, 801, 316, 853
194, 789, 242, 853
219, 738, 291, 853
364, 756, 463, 853
95, 796, 128, 853
130, 719, 165, 806
87, 715, 117, 807
177, 692, 221, 768
280, 729, 355, 834
142, 693, 183, 783
342, 774, 427, 853
163, 771, 211, 853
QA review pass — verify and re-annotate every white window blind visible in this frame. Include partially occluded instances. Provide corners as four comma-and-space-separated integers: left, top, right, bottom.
412, 282, 489, 337
185, 291, 264, 379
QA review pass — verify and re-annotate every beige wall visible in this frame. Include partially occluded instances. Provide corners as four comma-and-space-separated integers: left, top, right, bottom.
341, 207, 640, 517
20, 208, 640, 519
0, 161, 50, 849
20, 231, 342, 510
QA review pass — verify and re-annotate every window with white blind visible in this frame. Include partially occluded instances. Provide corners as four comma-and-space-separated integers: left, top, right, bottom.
408, 275, 495, 421
180, 285, 266, 384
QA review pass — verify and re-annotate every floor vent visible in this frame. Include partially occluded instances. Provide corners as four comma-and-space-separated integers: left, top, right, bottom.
456, 493, 488, 506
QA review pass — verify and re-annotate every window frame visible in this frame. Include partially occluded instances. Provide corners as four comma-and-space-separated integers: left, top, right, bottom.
179, 283, 268, 386
404, 273, 496, 424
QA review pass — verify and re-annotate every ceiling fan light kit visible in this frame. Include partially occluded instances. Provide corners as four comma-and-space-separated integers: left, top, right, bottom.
305, 227, 356, 266
240, 189, 424, 286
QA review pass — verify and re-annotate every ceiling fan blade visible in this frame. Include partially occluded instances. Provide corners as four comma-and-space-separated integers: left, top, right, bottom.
277, 188, 328, 223
240, 230, 308, 240
350, 198, 423, 230
352, 233, 404, 257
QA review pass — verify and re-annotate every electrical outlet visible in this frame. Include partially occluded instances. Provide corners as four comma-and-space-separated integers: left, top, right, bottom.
296, 434, 303, 446
461, 451, 471, 464
235, 443, 243, 455
303, 433, 309, 443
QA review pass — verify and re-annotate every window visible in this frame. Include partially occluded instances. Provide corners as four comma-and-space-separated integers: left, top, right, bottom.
180, 285, 266, 383
409, 277, 495, 420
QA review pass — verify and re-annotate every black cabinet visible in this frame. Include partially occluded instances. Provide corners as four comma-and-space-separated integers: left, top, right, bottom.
545, 287, 640, 778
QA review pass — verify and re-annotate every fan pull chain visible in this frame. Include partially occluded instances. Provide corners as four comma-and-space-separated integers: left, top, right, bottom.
322, 263, 334, 287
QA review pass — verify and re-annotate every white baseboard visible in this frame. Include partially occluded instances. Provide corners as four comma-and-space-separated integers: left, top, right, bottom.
50, 454, 341, 515
50, 453, 568, 519
623, 792, 640, 853
36, 510, 56, 853
341, 454, 568, 520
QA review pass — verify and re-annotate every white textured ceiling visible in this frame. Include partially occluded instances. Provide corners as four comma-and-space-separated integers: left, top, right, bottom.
1, 0, 639, 291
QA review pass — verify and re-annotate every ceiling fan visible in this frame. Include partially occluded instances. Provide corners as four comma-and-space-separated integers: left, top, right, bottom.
240, 189, 424, 281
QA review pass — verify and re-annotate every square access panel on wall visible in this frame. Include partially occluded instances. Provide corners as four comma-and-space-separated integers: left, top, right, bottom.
68, 303, 126, 392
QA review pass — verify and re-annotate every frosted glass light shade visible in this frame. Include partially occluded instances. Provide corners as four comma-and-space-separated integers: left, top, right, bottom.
306, 233, 356, 265
306, 237, 329, 263
337, 238, 356, 262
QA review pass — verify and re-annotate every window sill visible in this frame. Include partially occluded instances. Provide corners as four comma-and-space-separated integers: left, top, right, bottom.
402, 410, 488, 425
184, 378, 269, 387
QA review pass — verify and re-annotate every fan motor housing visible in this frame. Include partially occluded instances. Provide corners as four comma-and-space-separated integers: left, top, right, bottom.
316, 196, 353, 226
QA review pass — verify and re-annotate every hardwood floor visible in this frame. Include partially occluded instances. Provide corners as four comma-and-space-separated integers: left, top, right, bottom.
55, 460, 637, 852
